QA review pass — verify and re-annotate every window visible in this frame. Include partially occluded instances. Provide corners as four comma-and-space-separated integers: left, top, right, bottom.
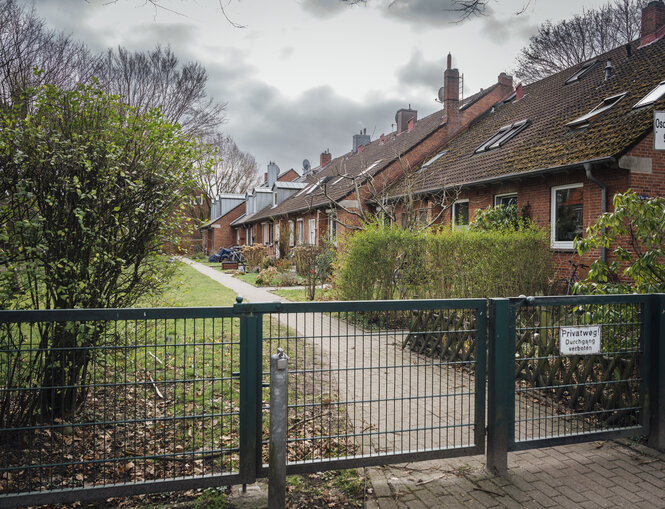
567, 93, 626, 128
272, 192, 277, 207
262, 223, 269, 245
297, 219, 304, 245
288, 220, 295, 247
494, 193, 517, 207
421, 151, 448, 168
236, 228, 240, 246
475, 120, 529, 153
246, 226, 253, 246
328, 213, 337, 243
452, 200, 469, 230
565, 60, 599, 85
633, 80, 665, 108
551, 183, 583, 249
308, 218, 316, 245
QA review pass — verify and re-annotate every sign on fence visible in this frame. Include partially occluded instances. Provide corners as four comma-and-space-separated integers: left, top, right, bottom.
656, 111, 665, 150
559, 326, 601, 355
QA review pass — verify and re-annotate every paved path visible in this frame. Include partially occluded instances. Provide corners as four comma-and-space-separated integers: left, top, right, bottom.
185, 259, 665, 508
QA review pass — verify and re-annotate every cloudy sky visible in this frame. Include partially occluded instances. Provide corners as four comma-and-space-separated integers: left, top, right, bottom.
32, 0, 612, 174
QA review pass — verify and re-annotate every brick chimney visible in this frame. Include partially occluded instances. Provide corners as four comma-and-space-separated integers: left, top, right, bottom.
443, 53, 460, 129
640, 1, 665, 46
395, 107, 417, 134
320, 149, 332, 167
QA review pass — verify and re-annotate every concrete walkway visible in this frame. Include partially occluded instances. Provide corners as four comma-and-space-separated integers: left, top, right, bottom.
185, 258, 665, 508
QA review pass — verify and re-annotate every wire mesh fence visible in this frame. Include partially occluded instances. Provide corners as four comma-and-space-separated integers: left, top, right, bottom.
512, 298, 644, 444
258, 300, 487, 473
0, 309, 241, 504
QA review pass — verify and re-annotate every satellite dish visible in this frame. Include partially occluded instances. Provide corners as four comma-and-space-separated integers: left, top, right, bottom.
437, 87, 445, 103
303, 159, 311, 172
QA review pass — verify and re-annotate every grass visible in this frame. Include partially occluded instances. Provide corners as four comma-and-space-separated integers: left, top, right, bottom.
233, 271, 259, 286
270, 287, 334, 301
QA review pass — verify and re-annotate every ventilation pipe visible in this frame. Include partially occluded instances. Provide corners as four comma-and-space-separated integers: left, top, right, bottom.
584, 163, 607, 263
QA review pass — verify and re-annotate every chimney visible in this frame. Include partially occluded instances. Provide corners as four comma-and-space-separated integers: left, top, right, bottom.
352, 128, 371, 153
443, 52, 460, 128
498, 72, 513, 89
320, 149, 332, 167
395, 107, 417, 134
640, 1, 665, 46
266, 161, 279, 188
604, 59, 614, 80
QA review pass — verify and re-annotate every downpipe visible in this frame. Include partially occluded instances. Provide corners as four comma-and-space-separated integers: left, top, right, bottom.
584, 163, 607, 264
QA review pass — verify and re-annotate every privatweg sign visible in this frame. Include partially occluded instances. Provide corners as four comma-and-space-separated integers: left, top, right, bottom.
559, 326, 601, 355
656, 111, 665, 151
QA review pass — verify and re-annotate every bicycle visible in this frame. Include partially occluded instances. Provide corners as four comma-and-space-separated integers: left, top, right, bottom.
549, 260, 588, 295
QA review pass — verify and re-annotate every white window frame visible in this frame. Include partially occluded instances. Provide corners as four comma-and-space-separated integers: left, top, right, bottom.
296, 219, 305, 245
262, 223, 269, 245
308, 218, 316, 245
633, 80, 665, 109
565, 60, 598, 85
236, 228, 240, 246
494, 193, 518, 207
288, 220, 295, 247
272, 192, 278, 207
567, 93, 626, 128
452, 199, 470, 230
551, 183, 583, 250
328, 213, 337, 244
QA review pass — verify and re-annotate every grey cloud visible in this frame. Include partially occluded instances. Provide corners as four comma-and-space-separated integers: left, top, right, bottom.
479, 7, 538, 44
124, 22, 199, 53
299, 0, 353, 18
381, 0, 473, 28
395, 49, 443, 95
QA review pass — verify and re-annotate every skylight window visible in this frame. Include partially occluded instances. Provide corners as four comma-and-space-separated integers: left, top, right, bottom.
567, 92, 626, 128
422, 151, 448, 168
633, 81, 665, 108
475, 120, 530, 154
295, 184, 314, 197
565, 60, 599, 85
359, 160, 382, 176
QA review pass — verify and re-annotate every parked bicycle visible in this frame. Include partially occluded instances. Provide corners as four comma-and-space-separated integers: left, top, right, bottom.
549, 260, 588, 295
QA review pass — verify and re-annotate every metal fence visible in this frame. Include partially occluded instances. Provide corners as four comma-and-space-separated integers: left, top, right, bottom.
1, 294, 664, 506
0, 308, 242, 507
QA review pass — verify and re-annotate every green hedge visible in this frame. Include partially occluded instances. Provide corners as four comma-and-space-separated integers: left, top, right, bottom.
335, 223, 554, 300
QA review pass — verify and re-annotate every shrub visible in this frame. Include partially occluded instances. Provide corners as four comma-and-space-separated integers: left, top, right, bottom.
241, 245, 267, 270
272, 271, 301, 287
256, 266, 279, 286
575, 192, 665, 294
471, 204, 534, 231
335, 222, 554, 300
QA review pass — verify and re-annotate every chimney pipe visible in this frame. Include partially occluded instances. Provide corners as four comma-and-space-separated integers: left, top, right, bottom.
443, 52, 460, 128
604, 59, 613, 80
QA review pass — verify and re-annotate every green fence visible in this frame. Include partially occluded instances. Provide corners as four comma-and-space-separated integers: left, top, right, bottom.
1, 294, 663, 506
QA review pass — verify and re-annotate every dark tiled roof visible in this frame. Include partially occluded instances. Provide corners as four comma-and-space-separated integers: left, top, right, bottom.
396, 38, 665, 197
242, 82, 501, 224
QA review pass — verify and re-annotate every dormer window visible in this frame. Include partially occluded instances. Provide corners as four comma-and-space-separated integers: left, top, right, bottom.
565, 60, 599, 85
475, 120, 529, 153
272, 192, 277, 207
567, 92, 626, 128
633, 81, 665, 108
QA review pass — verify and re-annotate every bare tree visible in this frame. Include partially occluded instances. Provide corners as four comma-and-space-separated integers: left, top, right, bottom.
514, 0, 649, 83
192, 133, 261, 220
95, 45, 226, 138
0, 0, 97, 111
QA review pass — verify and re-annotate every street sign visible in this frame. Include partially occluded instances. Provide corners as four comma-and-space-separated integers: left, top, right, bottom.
559, 326, 601, 355
656, 111, 665, 150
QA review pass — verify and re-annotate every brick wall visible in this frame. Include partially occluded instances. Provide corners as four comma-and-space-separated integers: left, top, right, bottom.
202, 201, 245, 253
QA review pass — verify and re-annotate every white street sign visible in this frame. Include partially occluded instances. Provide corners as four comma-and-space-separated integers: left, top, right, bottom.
559, 326, 601, 355
656, 111, 665, 150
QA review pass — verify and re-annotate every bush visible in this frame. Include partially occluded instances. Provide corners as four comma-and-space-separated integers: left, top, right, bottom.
241, 245, 267, 270
272, 271, 301, 287
256, 266, 279, 286
471, 204, 534, 231
575, 192, 665, 293
335, 222, 554, 300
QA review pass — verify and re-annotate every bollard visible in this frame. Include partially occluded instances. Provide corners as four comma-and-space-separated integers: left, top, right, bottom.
268, 348, 288, 509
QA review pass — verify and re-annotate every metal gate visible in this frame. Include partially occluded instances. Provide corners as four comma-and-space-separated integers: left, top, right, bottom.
488, 294, 665, 473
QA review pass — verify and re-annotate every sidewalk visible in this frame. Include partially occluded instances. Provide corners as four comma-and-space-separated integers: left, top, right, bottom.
185, 258, 665, 509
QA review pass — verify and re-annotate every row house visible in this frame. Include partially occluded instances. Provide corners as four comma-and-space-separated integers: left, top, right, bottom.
383, 0, 665, 275
200, 163, 299, 253
231, 55, 515, 253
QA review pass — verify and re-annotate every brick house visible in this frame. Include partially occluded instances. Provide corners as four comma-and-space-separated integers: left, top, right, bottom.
200, 164, 300, 254
234, 55, 515, 253
384, 1, 665, 275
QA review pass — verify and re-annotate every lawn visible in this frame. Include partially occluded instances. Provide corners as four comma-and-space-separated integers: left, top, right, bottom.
270, 287, 335, 301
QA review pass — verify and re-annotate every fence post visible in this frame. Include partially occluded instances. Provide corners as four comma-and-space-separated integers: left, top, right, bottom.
647, 294, 665, 450
269, 348, 289, 509
487, 298, 513, 474
238, 297, 263, 484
